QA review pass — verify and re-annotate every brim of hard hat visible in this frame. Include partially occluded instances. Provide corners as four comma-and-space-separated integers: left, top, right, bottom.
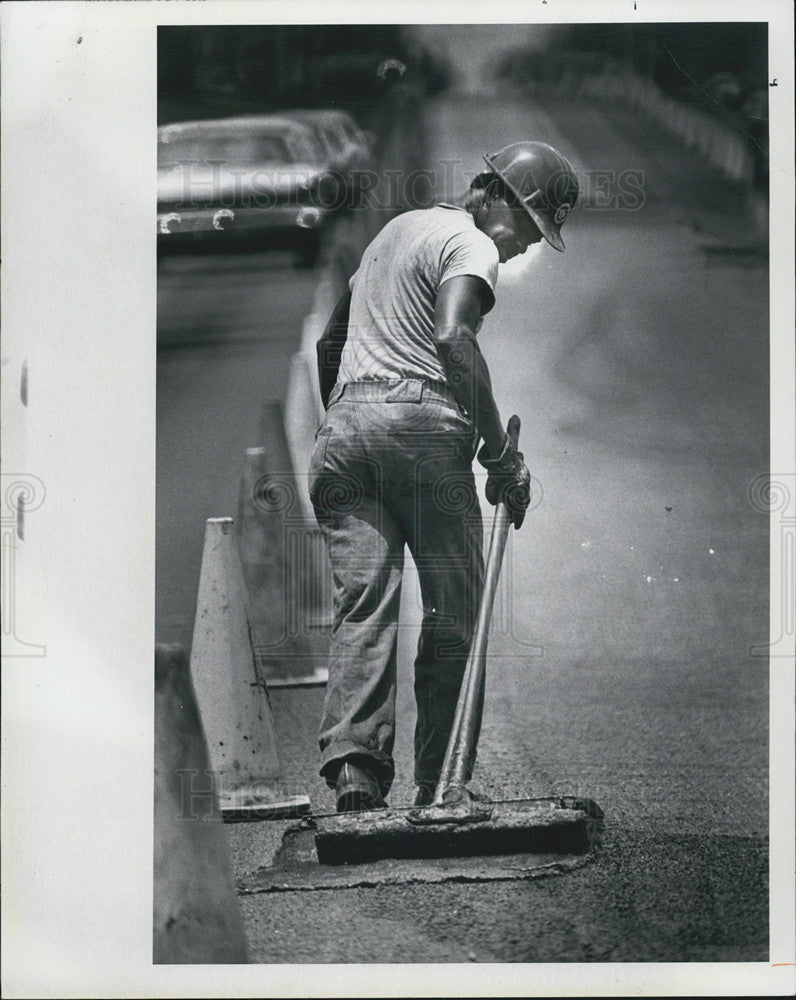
524, 206, 565, 252
480, 155, 566, 252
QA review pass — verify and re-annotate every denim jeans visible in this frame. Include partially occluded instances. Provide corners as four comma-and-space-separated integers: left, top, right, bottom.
308, 379, 485, 796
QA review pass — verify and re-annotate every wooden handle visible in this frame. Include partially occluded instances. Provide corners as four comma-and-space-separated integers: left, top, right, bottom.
434, 416, 521, 802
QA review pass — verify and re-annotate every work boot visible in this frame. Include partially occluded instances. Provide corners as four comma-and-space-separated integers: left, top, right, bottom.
413, 782, 436, 807
334, 761, 386, 813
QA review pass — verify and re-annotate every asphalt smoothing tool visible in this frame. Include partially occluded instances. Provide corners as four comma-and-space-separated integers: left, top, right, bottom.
313, 416, 603, 866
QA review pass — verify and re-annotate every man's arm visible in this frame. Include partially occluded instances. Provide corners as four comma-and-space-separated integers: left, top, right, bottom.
434, 274, 532, 529
316, 288, 352, 409
433, 275, 506, 458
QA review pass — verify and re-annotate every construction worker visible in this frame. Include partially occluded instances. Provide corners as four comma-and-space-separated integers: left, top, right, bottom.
311, 141, 579, 811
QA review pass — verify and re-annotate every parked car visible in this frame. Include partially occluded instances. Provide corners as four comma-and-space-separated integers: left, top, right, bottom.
274, 109, 374, 204
157, 115, 339, 263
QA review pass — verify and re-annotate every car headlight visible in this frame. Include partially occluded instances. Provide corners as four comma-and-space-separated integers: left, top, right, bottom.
159, 212, 182, 235
213, 208, 234, 230
296, 206, 322, 229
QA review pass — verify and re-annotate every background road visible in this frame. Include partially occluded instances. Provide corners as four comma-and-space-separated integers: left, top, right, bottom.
157, 250, 319, 648
157, 91, 769, 962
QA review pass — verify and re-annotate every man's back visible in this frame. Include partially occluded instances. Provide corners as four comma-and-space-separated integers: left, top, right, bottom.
339, 204, 498, 384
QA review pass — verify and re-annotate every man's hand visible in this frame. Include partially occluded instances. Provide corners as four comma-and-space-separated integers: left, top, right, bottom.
477, 419, 531, 529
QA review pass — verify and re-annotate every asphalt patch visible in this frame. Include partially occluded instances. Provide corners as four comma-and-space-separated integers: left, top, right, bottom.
238, 823, 596, 893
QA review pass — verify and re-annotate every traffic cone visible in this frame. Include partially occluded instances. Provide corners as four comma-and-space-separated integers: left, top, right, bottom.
154, 643, 248, 963
189, 517, 311, 817
237, 401, 329, 685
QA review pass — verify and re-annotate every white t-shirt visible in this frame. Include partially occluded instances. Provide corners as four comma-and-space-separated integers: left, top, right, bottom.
337, 204, 499, 384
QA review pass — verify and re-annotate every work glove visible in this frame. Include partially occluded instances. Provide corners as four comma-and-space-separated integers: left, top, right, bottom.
477, 416, 531, 529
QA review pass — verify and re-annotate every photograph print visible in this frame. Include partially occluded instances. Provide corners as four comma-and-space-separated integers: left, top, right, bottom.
153, 20, 772, 966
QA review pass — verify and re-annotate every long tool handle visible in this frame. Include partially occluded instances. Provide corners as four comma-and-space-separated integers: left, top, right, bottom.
434, 416, 520, 804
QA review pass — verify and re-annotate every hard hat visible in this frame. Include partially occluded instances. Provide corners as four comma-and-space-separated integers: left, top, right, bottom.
474, 141, 579, 251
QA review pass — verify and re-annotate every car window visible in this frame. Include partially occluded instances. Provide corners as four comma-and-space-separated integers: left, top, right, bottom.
315, 125, 341, 155
305, 125, 334, 157
285, 130, 321, 162
340, 121, 360, 144
158, 133, 292, 167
